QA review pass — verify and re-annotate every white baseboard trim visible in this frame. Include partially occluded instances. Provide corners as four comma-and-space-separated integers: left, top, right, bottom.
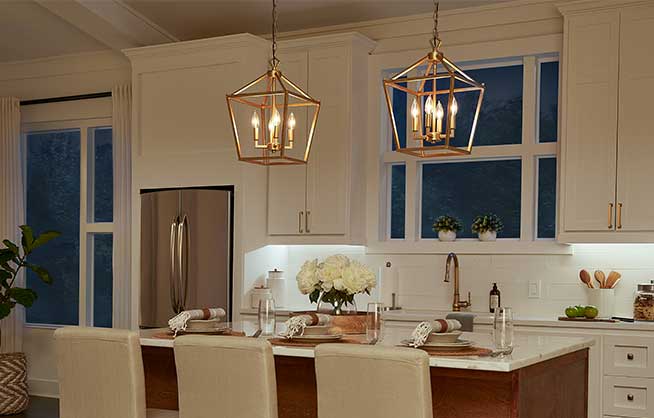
28, 378, 59, 398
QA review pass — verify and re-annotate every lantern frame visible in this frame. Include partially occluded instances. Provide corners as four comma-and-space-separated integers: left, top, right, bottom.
383, 47, 486, 158
226, 68, 320, 166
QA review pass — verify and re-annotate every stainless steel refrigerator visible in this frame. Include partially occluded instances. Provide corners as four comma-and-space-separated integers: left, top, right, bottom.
140, 187, 233, 328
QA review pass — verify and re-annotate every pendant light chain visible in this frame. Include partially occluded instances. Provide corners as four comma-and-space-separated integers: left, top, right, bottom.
271, 0, 280, 69
430, 1, 441, 50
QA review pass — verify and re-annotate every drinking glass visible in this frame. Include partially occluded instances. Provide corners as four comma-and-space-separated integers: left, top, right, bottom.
366, 302, 385, 343
258, 295, 276, 336
493, 307, 514, 353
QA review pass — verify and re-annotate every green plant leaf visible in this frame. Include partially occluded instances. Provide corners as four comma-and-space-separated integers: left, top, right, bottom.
0, 249, 15, 265
19, 225, 35, 254
3, 240, 19, 256
8, 287, 37, 308
25, 263, 54, 285
0, 270, 11, 289
0, 302, 12, 320
31, 231, 61, 250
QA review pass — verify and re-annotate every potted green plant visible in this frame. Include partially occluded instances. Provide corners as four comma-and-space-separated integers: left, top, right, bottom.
432, 215, 462, 242
0, 225, 59, 415
471, 214, 503, 241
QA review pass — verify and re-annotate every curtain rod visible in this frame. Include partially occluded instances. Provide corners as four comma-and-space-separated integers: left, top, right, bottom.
20, 92, 112, 107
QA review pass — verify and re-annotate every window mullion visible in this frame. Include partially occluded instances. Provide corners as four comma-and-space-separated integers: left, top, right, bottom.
405, 159, 418, 242
521, 56, 537, 242
79, 127, 89, 326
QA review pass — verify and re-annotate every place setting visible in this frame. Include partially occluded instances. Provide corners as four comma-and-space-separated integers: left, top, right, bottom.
152, 307, 245, 339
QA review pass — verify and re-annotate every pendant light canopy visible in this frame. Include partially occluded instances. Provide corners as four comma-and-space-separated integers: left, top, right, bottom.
227, 0, 320, 165
383, 1, 485, 158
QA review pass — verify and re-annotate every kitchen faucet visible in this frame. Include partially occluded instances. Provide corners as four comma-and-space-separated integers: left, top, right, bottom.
444, 252, 471, 312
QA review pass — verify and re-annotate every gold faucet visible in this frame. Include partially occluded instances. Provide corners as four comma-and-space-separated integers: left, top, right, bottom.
444, 252, 471, 312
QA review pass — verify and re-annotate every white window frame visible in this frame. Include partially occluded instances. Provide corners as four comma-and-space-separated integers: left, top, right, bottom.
22, 117, 114, 327
366, 34, 570, 255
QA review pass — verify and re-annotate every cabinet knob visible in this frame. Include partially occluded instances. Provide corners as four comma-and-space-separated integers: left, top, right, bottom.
627, 353, 634, 360
627, 394, 634, 402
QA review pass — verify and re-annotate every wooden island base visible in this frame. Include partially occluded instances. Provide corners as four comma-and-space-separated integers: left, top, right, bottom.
142, 346, 588, 418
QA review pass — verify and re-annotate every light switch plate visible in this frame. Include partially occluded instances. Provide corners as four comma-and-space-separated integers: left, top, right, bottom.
528, 280, 541, 299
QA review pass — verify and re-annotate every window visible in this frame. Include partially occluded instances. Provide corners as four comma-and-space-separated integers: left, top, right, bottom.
24, 120, 113, 327
385, 56, 559, 244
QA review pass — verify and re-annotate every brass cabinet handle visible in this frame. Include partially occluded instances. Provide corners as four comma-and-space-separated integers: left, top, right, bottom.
299, 211, 304, 234
306, 211, 311, 234
608, 203, 614, 229
627, 353, 634, 360
617, 203, 623, 230
627, 394, 634, 402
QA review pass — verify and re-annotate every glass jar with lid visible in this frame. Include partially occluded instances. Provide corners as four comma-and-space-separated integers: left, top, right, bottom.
634, 280, 654, 321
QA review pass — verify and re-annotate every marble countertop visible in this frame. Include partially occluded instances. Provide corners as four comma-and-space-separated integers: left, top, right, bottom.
140, 320, 594, 372
382, 309, 654, 331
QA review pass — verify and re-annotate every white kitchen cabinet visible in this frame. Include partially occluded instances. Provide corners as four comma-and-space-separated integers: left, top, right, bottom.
558, 2, 654, 243
267, 33, 375, 243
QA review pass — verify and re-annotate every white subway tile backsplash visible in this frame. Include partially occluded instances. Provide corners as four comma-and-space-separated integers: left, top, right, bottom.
243, 244, 654, 319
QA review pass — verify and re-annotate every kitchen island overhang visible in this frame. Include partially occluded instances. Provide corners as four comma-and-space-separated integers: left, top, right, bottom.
140, 325, 593, 418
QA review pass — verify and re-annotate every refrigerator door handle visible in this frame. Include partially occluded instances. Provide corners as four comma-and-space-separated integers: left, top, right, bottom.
177, 214, 189, 310
169, 217, 180, 312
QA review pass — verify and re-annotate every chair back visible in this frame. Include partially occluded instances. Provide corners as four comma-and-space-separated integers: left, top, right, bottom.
54, 327, 147, 418
174, 335, 278, 418
315, 344, 433, 418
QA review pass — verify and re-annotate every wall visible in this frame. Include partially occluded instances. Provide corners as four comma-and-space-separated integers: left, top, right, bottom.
245, 244, 654, 319
0, 49, 130, 397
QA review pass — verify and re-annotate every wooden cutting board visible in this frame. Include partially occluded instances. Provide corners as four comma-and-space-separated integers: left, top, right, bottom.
557, 316, 619, 323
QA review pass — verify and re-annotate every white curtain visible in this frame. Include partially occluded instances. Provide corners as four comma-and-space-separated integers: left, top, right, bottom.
0, 97, 24, 353
112, 85, 132, 329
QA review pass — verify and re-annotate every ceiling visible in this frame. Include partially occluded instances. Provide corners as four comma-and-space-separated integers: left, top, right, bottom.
124, 0, 508, 41
0, 0, 514, 64
0, 0, 106, 62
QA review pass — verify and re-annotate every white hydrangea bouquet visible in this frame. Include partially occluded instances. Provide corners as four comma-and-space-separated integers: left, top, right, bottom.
296, 254, 376, 315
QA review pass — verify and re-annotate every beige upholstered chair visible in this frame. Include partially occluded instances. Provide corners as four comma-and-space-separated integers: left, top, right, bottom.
54, 327, 177, 418
174, 335, 278, 418
315, 344, 433, 418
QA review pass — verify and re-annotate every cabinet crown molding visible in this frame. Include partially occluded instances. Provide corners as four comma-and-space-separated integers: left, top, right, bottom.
278, 32, 376, 52
122, 33, 269, 61
557, 0, 650, 15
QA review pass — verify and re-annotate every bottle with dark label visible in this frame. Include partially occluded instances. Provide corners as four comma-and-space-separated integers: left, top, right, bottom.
490, 283, 501, 313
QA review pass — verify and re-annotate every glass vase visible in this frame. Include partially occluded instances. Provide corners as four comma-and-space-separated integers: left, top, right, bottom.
316, 292, 357, 315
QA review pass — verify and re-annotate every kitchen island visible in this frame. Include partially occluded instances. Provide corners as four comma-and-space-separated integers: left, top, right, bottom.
140, 321, 593, 418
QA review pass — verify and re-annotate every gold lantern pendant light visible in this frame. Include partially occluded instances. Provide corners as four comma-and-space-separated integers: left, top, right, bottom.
383, 1, 485, 158
226, 0, 320, 165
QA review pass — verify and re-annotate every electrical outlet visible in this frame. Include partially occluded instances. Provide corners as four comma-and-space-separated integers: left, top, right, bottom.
528, 280, 541, 299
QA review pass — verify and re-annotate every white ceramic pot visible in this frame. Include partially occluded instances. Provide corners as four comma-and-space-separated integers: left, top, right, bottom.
438, 230, 457, 242
587, 288, 615, 319
478, 230, 497, 241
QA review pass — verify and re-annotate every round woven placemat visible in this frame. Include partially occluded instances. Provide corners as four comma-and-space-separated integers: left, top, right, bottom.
269, 336, 366, 348
418, 346, 492, 357
153, 329, 246, 340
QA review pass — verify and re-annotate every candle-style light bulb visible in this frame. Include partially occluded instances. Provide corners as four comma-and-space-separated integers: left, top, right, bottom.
251, 111, 260, 142
435, 101, 444, 134
287, 112, 296, 145
450, 96, 458, 132
424, 96, 434, 129
268, 107, 281, 150
410, 98, 420, 132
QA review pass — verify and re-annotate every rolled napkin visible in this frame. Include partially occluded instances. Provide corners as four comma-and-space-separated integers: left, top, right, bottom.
409, 319, 462, 347
280, 313, 332, 339
168, 308, 226, 335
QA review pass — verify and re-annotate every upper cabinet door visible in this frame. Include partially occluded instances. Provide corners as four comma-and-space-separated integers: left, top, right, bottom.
267, 51, 310, 236
305, 47, 349, 235
562, 11, 620, 232
616, 5, 654, 232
